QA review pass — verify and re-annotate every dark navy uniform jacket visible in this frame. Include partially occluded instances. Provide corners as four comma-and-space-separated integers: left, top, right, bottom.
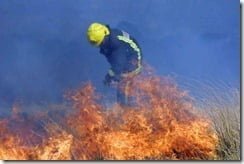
99, 26, 142, 80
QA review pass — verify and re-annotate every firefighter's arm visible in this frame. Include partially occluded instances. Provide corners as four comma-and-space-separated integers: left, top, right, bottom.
104, 48, 127, 85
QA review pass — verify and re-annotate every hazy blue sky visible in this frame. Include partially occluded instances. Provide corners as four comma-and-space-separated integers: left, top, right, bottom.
0, 0, 240, 106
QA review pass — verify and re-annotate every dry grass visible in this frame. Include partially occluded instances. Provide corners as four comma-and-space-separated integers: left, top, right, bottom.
204, 89, 240, 160
179, 77, 240, 160
0, 73, 240, 160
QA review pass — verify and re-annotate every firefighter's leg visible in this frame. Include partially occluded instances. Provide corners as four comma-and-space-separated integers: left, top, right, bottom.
117, 84, 126, 106
116, 80, 132, 106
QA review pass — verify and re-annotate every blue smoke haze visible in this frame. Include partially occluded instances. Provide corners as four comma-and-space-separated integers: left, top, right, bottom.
0, 0, 240, 109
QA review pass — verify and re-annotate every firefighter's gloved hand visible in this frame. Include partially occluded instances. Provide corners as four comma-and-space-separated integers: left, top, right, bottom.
103, 74, 113, 86
103, 74, 120, 86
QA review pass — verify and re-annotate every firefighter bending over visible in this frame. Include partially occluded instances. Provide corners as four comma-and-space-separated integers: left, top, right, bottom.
87, 22, 143, 106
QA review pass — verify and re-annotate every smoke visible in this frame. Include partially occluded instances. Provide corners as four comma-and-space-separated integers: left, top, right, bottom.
0, 0, 239, 110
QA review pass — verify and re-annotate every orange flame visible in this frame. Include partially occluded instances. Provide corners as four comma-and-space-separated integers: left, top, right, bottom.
0, 70, 218, 160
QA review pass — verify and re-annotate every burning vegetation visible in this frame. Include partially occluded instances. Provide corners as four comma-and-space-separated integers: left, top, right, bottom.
0, 70, 219, 160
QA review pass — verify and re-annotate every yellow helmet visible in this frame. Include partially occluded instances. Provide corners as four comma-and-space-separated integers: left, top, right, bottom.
87, 23, 110, 46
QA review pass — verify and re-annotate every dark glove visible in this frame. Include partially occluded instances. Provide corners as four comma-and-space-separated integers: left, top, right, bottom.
103, 74, 120, 86
103, 74, 113, 86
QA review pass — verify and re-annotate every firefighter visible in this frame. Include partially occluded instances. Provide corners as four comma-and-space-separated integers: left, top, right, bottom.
87, 22, 142, 106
